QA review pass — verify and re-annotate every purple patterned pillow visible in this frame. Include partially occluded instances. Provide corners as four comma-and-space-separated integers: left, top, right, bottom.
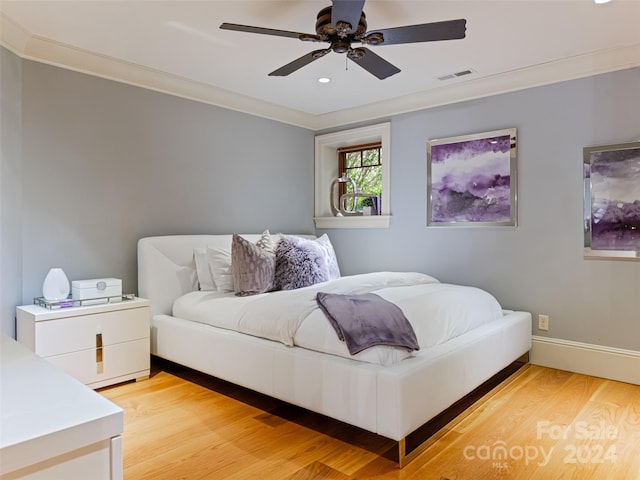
231, 231, 276, 296
275, 235, 337, 290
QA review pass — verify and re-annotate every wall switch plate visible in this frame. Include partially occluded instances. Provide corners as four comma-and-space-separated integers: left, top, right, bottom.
538, 314, 549, 331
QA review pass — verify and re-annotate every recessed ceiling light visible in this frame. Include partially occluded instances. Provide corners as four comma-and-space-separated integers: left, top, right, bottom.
318, 77, 331, 84
594, 0, 612, 4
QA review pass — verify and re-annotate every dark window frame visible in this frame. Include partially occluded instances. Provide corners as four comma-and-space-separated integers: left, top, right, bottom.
337, 142, 382, 199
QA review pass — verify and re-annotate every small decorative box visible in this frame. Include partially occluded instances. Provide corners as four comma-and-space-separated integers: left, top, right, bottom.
72, 278, 122, 300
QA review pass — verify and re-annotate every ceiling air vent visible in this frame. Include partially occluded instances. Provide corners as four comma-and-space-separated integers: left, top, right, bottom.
436, 68, 476, 81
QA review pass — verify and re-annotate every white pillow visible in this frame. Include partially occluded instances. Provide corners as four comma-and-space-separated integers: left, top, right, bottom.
317, 234, 341, 280
207, 246, 233, 293
194, 247, 215, 291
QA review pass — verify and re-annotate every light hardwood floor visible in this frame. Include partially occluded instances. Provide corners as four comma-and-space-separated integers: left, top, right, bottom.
100, 360, 640, 479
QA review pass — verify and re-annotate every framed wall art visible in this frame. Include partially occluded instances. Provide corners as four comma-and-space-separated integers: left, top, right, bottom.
427, 128, 517, 227
583, 141, 640, 260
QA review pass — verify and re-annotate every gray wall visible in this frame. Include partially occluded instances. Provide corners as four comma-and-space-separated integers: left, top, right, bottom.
2, 46, 638, 354
0, 47, 23, 339
0, 55, 314, 336
321, 67, 640, 352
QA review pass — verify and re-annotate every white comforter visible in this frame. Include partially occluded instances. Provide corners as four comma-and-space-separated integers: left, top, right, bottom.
173, 272, 504, 366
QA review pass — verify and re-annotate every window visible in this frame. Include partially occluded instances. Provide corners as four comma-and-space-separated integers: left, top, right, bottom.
314, 122, 391, 228
338, 142, 382, 213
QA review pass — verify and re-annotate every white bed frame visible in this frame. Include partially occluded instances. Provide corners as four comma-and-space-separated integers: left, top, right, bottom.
138, 234, 532, 466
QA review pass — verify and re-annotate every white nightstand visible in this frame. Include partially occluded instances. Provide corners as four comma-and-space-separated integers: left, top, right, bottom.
17, 298, 150, 389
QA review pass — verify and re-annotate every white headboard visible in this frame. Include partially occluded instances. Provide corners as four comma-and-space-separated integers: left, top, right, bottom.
137, 234, 314, 316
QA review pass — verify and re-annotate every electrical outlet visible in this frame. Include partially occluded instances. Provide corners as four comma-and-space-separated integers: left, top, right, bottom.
538, 314, 549, 331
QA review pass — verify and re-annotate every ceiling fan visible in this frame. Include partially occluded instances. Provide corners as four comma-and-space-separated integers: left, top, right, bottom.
220, 0, 466, 80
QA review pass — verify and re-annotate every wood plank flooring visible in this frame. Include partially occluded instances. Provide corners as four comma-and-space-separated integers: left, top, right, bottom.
100, 360, 640, 479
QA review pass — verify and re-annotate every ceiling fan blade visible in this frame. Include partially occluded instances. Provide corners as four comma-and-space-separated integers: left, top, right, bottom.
373, 19, 466, 45
348, 48, 400, 80
331, 0, 365, 33
268, 50, 329, 77
220, 23, 313, 40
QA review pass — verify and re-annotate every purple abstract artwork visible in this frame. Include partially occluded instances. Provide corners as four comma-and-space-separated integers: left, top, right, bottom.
589, 146, 640, 251
428, 130, 515, 225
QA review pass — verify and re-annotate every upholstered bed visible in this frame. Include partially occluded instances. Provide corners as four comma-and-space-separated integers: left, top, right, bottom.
138, 233, 532, 465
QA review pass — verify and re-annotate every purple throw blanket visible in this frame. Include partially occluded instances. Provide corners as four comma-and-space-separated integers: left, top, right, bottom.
316, 292, 420, 355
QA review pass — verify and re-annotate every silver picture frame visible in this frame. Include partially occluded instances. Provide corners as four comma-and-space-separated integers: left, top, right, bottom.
427, 128, 517, 227
583, 141, 640, 261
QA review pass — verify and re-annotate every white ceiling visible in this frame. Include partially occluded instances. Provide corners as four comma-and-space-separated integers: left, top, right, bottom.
1, 1, 639, 129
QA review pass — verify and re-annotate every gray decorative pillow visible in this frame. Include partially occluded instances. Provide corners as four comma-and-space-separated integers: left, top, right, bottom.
231, 231, 276, 296
275, 235, 333, 290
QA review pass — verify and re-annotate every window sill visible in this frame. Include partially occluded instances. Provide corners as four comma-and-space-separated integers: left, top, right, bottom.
314, 215, 391, 229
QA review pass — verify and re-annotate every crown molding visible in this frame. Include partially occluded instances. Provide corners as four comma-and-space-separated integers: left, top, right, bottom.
0, 13, 315, 129
314, 43, 640, 130
2, 13, 639, 131
0, 13, 31, 55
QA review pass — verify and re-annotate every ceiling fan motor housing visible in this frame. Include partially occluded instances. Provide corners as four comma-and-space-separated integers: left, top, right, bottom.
316, 6, 367, 39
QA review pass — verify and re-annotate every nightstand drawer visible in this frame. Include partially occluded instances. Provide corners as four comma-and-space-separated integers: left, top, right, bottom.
35, 307, 149, 357
46, 338, 150, 387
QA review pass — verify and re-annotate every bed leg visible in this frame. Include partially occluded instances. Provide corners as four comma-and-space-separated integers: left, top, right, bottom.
398, 438, 407, 468
397, 436, 432, 469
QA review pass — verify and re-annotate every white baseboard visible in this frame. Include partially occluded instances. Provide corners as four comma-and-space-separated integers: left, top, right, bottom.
530, 336, 640, 386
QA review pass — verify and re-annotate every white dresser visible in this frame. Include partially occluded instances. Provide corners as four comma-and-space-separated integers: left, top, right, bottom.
17, 297, 150, 389
0, 334, 123, 479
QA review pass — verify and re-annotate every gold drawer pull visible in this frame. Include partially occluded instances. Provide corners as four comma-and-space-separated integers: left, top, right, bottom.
96, 333, 104, 374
